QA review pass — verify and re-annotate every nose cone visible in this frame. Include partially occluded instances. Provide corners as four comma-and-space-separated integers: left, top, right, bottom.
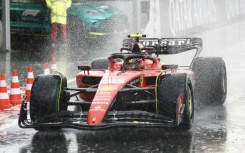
88, 109, 106, 125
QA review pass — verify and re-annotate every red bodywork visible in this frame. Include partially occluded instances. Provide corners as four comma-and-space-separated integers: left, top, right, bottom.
76, 55, 194, 126
18, 36, 201, 130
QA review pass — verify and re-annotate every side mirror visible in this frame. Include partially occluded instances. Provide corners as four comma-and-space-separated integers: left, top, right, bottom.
78, 65, 91, 71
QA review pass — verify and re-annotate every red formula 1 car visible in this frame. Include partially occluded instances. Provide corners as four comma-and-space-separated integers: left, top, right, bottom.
18, 34, 227, 131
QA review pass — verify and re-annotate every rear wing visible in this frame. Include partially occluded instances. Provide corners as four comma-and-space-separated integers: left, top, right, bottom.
122, 37, 202, 56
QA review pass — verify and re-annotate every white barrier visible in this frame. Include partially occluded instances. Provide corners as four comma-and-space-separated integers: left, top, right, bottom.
144, 0, 245, 37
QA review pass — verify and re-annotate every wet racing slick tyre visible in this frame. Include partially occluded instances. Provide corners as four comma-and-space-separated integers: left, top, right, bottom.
157, 74, 194, 131
30, 74, 68, 131
91, 57, 109, 70
192, 57, 227, 107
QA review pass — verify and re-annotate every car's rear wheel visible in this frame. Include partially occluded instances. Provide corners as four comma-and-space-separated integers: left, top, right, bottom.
91, 57, 109, 70
157, 74, 194, 131
192, 57, 227, 106
30, 74, 68, 131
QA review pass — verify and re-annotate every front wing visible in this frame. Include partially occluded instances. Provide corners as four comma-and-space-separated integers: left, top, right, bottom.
18, 100, 176, 130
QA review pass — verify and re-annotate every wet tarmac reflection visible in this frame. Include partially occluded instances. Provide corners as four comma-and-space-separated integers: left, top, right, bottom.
16, 105, 227, 153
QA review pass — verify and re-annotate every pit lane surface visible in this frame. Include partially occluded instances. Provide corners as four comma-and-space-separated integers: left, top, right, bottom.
1, 32, 245, 153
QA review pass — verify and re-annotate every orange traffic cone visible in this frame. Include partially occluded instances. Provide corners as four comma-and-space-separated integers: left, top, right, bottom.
9, 70, 22, 105
25, 66, 34, 102
51, 57, 57, 74
44, 63, 50, 75
0, 74, 12, 110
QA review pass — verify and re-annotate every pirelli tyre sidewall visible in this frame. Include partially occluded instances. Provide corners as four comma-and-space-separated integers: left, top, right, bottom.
91, 57, 109, 70
157, 73, 194, 130
30, 74, 67, 123
192, 57, 227, 106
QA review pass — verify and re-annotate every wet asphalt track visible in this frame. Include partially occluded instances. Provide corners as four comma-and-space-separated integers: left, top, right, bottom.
1, 26, 245, 152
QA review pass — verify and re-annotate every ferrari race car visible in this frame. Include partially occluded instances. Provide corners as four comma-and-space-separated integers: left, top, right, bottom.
18, 34, 227, 131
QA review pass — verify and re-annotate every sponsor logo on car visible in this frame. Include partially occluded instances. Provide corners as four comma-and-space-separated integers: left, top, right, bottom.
99, 84, 117, 91
141, 39, 191, 47
95, 106, 102, 109
92, 102, 109, 105
89, 107, 106, 112
98, 91, 112, 95
93, 101, 109, 105
100, 79, 125, 84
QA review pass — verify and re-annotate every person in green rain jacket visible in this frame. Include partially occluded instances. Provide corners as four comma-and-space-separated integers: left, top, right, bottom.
45, 0, 72, 44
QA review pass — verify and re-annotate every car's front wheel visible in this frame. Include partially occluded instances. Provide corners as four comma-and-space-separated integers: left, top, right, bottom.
157, 73, 194, 131
30, 74, 68, 131
176, 83, 194, 130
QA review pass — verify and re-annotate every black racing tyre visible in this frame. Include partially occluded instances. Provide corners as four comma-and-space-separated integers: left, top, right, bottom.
177, 83, 194, 131
30, 74, 68, 131
192, 57, 227, 106
91, 57, 109, 70
67, 16, 86, 51
157, 74, 194, 131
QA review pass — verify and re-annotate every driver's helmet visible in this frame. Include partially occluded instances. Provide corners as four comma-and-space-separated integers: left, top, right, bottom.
125, 59, 142, 70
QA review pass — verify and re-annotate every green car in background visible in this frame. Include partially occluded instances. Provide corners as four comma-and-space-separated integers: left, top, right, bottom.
0, 0, 129, 49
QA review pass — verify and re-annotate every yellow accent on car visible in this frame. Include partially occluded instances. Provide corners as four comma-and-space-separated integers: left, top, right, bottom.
128, 34, 147, 38
99, 84, 117, 91
132, 121, 140, 124
140, 76, 144, 87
